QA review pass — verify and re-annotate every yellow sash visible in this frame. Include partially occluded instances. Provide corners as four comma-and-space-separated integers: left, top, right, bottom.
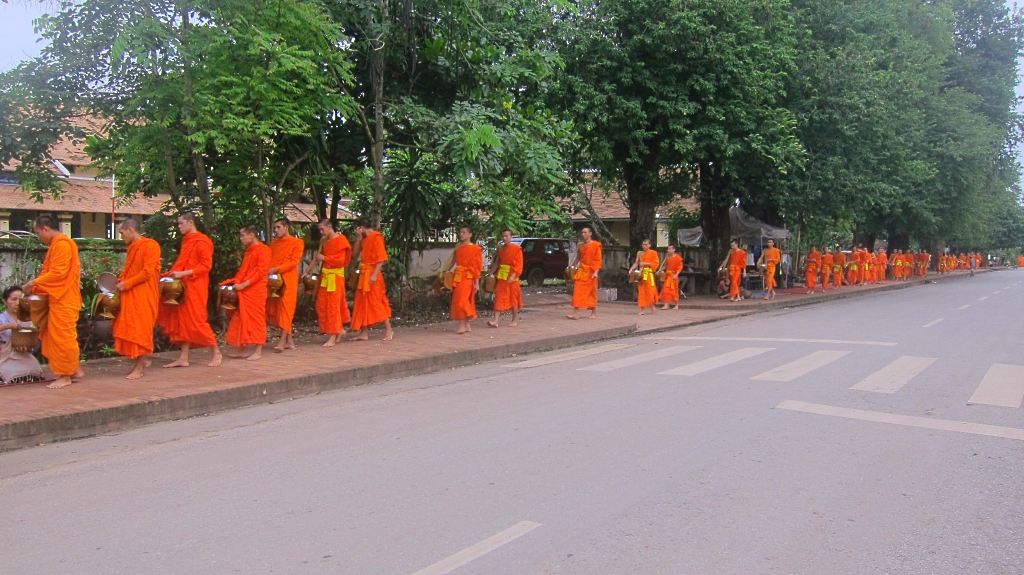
641, 267, 655, 286
497, 264, 511, 281
320, 267, 345, 292
453, 265, 475, 285
833, 264, 841, 272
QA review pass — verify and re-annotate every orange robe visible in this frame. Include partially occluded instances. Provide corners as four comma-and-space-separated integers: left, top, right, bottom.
267, 236, 305, 335
157, 231, 218, 348
450, 243, 483, 320
805, 249, 821, 289
821, 253, 833, 287
350, 230, 392, 331
572, 241, 603, 309
728, 249, 746, 298
113, 237, 161, 359
221, 242, 271, 347
849, 250, 862, 284
34, 234, 81, 376
315, 234, 352, 335
637, 250, 660, 308
833, 252, 846, 287
660, 253, 683, 303
876, 252, 888, 282
763, 247, 781, 290
1017, 256, 1023, 268
493, 243, 524, 312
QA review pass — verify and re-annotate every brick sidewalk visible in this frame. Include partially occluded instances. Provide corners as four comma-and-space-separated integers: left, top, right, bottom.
0, 268, 992, 450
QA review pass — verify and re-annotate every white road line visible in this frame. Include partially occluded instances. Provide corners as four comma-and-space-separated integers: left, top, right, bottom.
776, 400, 1024, 441
750, 350, 850, 382
658, 347, 774, 376
503, 344, 634, 369
968, 364, 1024, 408
850, 356, 937, 394
994, 290, 1002, 294
957, 304, 970, 310
578, 345, 701, 372
922, 318, 944, 328
979, 296, 988, 301
410, 521, 542, 575
647, 336, 897, 347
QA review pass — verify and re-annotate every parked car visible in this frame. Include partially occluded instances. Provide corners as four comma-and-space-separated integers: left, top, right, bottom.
512, 237, 571, 287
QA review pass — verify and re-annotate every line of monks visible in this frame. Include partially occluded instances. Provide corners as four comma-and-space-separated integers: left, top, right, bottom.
803, 246, 983, 294
23, 213, 394, 388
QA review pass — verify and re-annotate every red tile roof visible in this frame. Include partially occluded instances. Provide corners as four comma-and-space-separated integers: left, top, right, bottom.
0, 179, 169, 214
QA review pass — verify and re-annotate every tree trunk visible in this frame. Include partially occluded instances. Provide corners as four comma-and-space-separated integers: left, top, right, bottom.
622, 161, 658, 255
368, 0, 388, 229
699, 160, 732, 269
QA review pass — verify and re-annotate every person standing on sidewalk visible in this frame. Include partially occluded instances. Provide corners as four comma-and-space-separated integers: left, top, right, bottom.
313, 219, 352, 348
220, 226, 271, 361
567, 226, 603, 320
160, 212, 224, 369
720, 240, 747, 302
488, 229, 523, 328
21, 215, 82, 389
821, 247, 833, 290
804, 246, 821, 294
630, 238, 659, 315
758, 239, 782, 299
659, 245, 684, 309
833, 248, 847, 287
267, 218, 305, 352
448, 227, 483, 335
349, 218, 394, 341
112, 219, 161, 380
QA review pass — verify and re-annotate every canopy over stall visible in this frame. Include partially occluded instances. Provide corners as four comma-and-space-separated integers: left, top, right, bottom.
728, 206, 791, 243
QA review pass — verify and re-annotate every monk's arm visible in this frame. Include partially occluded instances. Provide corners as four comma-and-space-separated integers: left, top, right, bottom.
123, 246, 162, 290
33, 241, 73, 291
511, 250, 523, 280
277, 244, 304, 274
323, 247, 348, 268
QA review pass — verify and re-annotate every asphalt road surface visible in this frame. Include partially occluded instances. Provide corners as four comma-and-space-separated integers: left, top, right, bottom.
3, 270, 1023, 574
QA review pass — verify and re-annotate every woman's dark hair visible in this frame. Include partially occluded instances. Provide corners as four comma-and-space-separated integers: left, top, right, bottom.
3, 286, 23, 300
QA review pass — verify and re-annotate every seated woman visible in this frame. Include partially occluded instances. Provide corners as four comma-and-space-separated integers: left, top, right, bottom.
0, 286, 44, 384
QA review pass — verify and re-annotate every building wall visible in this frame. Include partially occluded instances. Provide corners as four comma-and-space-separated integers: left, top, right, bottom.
79, 213, 108, 239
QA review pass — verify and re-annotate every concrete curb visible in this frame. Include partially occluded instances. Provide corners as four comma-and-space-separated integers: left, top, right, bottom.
0, 324, 638, 450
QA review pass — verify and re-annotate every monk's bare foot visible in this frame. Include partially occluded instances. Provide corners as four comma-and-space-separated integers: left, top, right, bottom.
589, 313, 597, 319
456, 328, 468, 334
509, 321, 518, 327
274, 343, 286, 352
285, 342, 296, 350
164, 358, 189, 368
143, 360, 152, 368
349, 331, 369, 341
323, 335, 338, 348
73, 369, 85, 380
661, 305, 669, 310
127, 368, 144, 380
487, 321, 499, 328
639, 311, 645, 316
47, 376, 73, 389
566, 314, 579, 320
208, 352, 223, 367
246, 350, 261, 361
382, 329, 394, 341
672, 305, 680, 310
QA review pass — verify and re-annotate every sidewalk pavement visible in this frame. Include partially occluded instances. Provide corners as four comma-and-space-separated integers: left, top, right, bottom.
0, 269, 993, 450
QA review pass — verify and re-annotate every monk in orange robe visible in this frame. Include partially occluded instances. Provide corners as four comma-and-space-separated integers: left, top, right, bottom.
159, 212, 223, 368
350, 218, 394, 341
568, 226, 603, 319
489, 229, 524, 327
111, 219, 161, 380
758, 239, 782, 299
719, 240, 748, 301
313, 219, 352, 347
833, 249, 847, 287
659, 245, 684, 309
448, 226, 483, 334
266, 218, 305, 352
876, 249, 888, 282
805, 246, 821, 294
22, 215, 82, 389
220, 225, 271, 360
892, 249, 903, 280
821, 248, 834, 290
1017, 255, 1024, 268
630, 238, 660, 314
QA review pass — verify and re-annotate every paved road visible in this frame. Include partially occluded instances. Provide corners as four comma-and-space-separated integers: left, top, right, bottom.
2, 270, 1023, 574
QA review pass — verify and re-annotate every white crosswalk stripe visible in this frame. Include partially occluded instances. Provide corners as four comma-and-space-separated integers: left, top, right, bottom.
658, 347, 774, 376
850, 356, 936, 394
922, 318, 943, 328
968, 364, 1024, 408
503, 344, 635, 369
750, 350, 851, 382
578, 345, 701, 372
